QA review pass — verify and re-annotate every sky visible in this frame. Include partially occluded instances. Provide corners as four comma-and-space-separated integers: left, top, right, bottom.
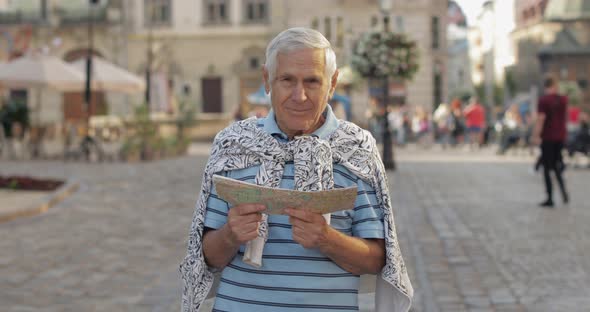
453, 0, 489, 26
454, 0, 513, 26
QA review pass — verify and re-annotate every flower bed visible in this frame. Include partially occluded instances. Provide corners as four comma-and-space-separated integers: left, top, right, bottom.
0, 176, 64, 191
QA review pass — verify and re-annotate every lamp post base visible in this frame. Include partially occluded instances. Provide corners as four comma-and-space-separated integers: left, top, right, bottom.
382, 132, 396, 171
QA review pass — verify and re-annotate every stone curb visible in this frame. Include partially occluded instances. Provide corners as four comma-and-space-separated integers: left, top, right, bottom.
0, 180, 79, 223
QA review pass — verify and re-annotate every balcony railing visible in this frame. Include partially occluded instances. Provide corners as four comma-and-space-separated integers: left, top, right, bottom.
0, 6, 120, 26
0, 11, 43, 25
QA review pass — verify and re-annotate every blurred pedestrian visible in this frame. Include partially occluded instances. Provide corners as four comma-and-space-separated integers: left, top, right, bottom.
532, 76, 569, 207
450, 98, 465, 146
433, 103, 452, 148
330, 99, 347, 120
365, 96, 381, 142
497, 104, 523, 155
463, 97, 486, 149
567, 111, 590, 163
411, 107, 430, 147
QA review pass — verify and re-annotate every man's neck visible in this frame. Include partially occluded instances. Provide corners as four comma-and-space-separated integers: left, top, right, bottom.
284, 115, 326, 140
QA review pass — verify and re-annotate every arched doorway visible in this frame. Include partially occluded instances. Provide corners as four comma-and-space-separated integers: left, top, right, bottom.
62, 49, 107, 122
234, 46, 266, 118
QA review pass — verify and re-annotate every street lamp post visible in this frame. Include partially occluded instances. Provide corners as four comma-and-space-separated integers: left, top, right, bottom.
145, 2, 154, 108
82, 0, 99, 161
379, 0, 395, 170
85, 1, 97, 116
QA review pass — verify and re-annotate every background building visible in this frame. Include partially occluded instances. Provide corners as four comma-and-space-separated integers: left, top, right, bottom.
447, 0, 472, 102
287, 0, 447, 118
512, 0, 590, 109
0, 0, 447, 132
0, 0, 128, 124
468, 0, 515, 108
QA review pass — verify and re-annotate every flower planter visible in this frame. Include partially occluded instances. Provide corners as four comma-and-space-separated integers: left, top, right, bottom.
0, 176, 64, 191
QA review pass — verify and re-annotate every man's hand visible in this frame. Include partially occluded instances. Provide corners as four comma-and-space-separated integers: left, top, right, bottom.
531, 135, 541, 146
285, 208, 330, 249
203, 203, 265, 269
285, 207, 385, 274
225, 203, 266, 246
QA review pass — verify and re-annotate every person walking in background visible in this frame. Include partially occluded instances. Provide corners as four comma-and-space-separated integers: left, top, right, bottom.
433, 103, 453, 149
388, 105, 404, 146
532, 76, 569, 207
463, 97, 486, 149
330, 99, 347, 120
450, 98, 465, 146
497, 104, 524, 155
411, 107, 430, 147
365, 97, 382, 143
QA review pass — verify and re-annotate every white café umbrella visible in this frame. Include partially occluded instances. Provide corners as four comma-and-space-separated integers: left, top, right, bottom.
0, 54, 85, 91
0, 54, 85, 125
70, 56, 145, 94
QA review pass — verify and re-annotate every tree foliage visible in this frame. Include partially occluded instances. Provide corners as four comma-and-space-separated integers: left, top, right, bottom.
351, 30, 420, 81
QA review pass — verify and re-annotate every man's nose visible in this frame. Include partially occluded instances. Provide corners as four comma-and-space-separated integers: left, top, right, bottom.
291, 83, 307, 103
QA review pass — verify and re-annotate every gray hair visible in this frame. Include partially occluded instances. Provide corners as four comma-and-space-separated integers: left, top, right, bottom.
265, 27, 337, 85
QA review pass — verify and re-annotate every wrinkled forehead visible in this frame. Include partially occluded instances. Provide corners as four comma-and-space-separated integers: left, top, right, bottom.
275, 48, 326, 73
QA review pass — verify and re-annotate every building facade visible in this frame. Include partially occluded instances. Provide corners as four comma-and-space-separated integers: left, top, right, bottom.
0, 0, 447, 127
512, 0, 590, 109
467, 0, 515, 107
124, 0, 447, 122
447, 0, 472, 102
0, 0, 130, 124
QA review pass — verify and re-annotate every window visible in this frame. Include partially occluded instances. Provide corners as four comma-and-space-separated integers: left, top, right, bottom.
431, 16, 440, 49
249, 57, 259, 70
144, 0, 172, 26
324, 17, 332, 41
243, 0, 269, 24
560, 67, 569, 79
383, 15, 390, 32
371, 15, 378, 27
204, 0, 230, 25
578, 79, 588, 90
396, 16, 404, 32
336, 17, 344, 47
311, 17, 319, 30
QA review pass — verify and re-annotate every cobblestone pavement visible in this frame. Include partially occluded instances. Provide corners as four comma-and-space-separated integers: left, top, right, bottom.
1, 144, 589, 311
396, 147, 590, 312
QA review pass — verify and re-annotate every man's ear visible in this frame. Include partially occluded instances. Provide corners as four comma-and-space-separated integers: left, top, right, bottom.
329, 69, 339, 98
263, 66, 270, 94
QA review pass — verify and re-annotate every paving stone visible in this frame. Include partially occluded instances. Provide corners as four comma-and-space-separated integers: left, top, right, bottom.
1, 147, 589, 311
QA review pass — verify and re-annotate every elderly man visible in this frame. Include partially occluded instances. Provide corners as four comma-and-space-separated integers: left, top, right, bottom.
180, 28, 412, 312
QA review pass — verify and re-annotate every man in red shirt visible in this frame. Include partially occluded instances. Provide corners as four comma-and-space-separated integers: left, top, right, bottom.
463, 97, 486, 149
532, 77, 569, 207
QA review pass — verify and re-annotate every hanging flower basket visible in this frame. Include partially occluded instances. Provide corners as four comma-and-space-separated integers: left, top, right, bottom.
351, 30, 420, 80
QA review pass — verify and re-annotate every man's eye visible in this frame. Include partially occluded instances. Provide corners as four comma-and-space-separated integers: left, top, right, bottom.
305, 80, 321, 87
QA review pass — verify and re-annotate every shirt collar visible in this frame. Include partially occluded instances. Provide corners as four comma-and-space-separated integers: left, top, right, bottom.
260, 104, 339, 141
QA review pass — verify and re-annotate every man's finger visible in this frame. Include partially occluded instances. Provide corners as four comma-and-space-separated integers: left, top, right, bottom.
237, 212, 262, 224
234, 203, 266, 215
289, 216, 303, 229
285, 208, 314, 221
239, 222, 259, 235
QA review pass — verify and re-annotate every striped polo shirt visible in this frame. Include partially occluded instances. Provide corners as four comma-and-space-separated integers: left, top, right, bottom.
204, 106, 385, 312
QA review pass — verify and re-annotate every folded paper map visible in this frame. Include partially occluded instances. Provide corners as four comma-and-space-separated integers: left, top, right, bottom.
213, 175, 357, 215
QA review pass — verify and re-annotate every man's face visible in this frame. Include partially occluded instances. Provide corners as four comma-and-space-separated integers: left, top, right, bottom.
264, 48, 338, 138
